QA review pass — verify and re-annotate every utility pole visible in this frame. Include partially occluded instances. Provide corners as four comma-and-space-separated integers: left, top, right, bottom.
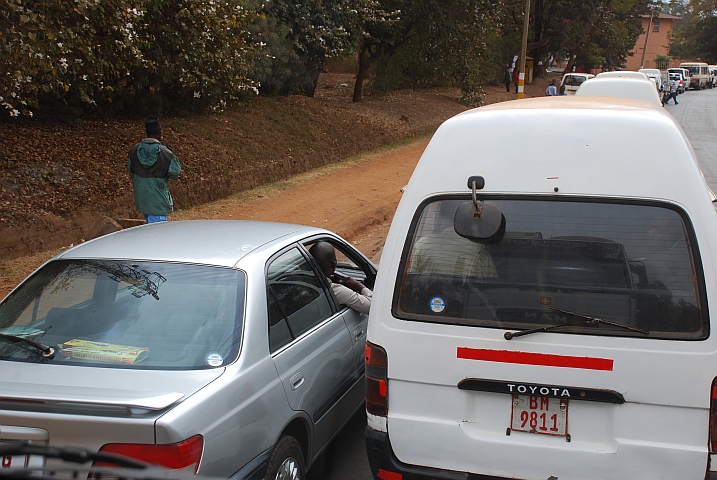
640, 7, 656, 69
518, 0, 531, 99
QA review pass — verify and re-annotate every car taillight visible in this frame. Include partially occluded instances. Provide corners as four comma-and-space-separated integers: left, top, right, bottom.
97, 435, 203, 474
366, 341, 388, 417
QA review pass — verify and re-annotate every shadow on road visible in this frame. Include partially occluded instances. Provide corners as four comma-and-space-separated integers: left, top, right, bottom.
307, 410, 373, 480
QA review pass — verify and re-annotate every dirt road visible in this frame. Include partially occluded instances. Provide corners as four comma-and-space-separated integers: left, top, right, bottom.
173, 137, 430, 261
0, 138, 429, 298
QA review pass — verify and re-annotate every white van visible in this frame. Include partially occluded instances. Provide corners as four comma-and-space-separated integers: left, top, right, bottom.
559, 73, 594, 95
681, 62, 710, 89
576, 76, 662, 105
365, 96, 717, 480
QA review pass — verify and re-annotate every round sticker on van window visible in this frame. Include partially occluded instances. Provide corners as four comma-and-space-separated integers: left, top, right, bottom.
429, 296, 446, 313
205, 353, 224, 367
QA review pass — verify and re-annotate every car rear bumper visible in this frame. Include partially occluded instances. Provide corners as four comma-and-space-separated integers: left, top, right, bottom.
365, 427, 516, 480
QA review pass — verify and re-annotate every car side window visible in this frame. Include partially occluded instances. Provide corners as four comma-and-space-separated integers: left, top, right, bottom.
303, 239, 376, 290
267, 248, 333, 353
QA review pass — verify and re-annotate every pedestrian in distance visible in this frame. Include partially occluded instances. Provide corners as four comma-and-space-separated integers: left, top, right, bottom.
546, 79, 558, 96
663, 77, 679, 106
558, 85, 568, 96
514, 70, 520, 94
504, 66, 512, 93
128, 116, 182, 224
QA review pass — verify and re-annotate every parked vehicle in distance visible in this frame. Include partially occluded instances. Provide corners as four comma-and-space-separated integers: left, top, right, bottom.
559, 73, 594, 95
365, 95, 717, 480
638, 68, 663, 92
668, 67, 691, 90
709, 65, 717, 87
596, 71, 647, 79
680, 62, 710, 89
575, 76, 661, 105
0, 220, 376, 480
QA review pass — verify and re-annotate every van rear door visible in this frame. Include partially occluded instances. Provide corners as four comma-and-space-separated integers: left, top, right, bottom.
383, 196, 711, 480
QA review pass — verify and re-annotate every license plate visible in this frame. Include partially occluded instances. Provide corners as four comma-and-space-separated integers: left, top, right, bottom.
0, 442, 45, 471
1, 454, 29, 470
510, 395, 568, 436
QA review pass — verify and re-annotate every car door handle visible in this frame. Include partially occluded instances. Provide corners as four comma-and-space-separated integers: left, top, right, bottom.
354, 329, 365, 341
290, 372, 304, 391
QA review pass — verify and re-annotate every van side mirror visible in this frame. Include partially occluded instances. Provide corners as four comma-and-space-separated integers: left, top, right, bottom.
453, 176, 506, 244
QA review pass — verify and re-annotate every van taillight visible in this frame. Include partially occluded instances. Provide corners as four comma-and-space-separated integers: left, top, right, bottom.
366, 341, 388, 417
97, 435, 203, 473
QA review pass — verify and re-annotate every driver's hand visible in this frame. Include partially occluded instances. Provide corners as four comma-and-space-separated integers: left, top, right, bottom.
338, 276, 365, 293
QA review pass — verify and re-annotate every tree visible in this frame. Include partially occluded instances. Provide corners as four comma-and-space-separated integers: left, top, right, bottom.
672, 0, 717, 62
131, 0, 259, 111
262, 0, 355, 96
0, 0, 145, 117
350, 0, 510, 103
532, 0, 649, 73
0, 0, 260, 118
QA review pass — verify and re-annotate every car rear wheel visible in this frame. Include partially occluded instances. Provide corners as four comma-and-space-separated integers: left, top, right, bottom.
265, 435, 305, 480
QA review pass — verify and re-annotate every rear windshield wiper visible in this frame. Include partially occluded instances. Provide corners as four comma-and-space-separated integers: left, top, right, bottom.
504, 306, 649, 340
0, 333, 55, 358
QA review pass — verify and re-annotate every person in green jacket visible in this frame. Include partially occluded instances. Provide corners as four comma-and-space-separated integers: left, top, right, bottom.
127, 117, 181, 223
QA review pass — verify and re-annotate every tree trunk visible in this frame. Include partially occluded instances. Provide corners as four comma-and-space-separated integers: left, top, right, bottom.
306, 68, 321, 98
532, 0, 544, 79
353, 46, 372, 103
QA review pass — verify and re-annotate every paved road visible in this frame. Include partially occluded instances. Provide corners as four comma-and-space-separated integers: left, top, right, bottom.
665, 86, 717, 190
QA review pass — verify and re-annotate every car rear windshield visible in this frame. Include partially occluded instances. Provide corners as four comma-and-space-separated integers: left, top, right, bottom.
394, 197, 707, 339
563, 75, 587, 86
0, 260, 245, 369
686, 66, 701, 75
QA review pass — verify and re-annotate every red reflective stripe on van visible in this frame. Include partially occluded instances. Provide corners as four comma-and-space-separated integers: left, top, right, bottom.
712, 385, 717, 399
457, 347, 614, 371
377, 469, 402, 480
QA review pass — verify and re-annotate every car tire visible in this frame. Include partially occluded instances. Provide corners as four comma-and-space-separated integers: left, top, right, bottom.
264, 435, 305, 480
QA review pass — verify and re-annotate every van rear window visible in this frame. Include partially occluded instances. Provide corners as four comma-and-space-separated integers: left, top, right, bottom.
394, 198, 707, 339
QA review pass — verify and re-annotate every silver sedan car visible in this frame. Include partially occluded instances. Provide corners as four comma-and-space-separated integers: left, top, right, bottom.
0, 221, 376, 480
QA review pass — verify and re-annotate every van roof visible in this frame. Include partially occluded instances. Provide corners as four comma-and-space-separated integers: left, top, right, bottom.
407, 97, 708, 209
575, 77, 661, 104
596, 71, 648, 79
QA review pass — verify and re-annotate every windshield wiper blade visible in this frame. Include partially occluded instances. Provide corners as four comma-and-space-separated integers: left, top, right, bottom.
504, 306, 649, 340
0, 333, 55, 358
0, 441, 147, 469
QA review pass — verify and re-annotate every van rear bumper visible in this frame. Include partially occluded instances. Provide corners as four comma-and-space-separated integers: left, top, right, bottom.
365, 427, 517, 480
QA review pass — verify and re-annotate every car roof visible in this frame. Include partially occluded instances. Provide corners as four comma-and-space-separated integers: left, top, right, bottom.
57, 220, 321, 267
575, 77, 661, 105
407, 96, 707, 207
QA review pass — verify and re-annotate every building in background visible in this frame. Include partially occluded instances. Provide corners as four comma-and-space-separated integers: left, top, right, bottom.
626, 13, 680, 71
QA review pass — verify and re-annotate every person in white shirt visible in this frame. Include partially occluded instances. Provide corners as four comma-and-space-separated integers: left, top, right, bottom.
546, 79, 558, 96
663, 77, 679, 106
309, 241, 372, 314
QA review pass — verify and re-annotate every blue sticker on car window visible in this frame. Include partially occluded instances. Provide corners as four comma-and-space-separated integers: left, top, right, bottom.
429, 296, 446, 313
205, 353, 224, 367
